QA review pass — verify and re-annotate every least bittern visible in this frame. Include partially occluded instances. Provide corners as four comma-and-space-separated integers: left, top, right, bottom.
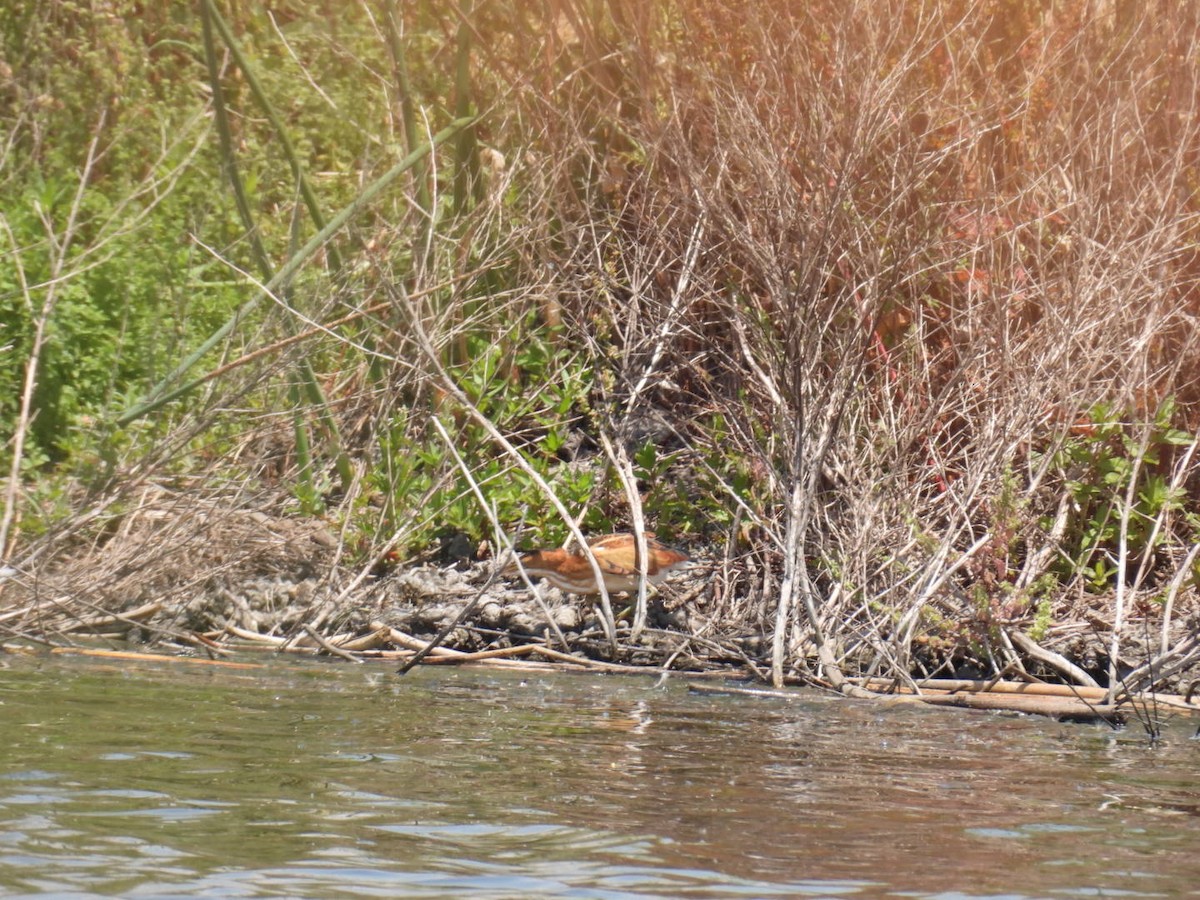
503, 532, 693, 595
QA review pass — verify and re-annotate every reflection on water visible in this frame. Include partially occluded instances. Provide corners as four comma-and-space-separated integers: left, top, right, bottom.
0, 652, 1197, 898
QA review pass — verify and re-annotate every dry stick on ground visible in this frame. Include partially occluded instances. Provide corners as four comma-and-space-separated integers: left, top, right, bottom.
853, 676, 1200, 717
337, 628, 390, 652
410, 648, 644, 675
302, 625, 362, 663
855, 677, 1103, 699
182, 632, 232, 657
50, 647, 265, 670
425, 645, 539, 663
376, 625, 466, 658
225, 624, 288, 646
1008, 628, 1101, 689
63, 601, 165, 636
692, 681, 1127, 722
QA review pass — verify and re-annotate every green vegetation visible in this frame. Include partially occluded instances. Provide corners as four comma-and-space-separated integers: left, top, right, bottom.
2, 1, 1198, 688
1045, 399, 1197, 592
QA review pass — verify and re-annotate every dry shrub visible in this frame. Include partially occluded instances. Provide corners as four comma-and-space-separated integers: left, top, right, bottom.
490, 0, 1200, 681
0, 482, 338, 644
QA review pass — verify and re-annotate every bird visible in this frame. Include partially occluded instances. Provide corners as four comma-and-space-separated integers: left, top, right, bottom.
503, 532, 693, 595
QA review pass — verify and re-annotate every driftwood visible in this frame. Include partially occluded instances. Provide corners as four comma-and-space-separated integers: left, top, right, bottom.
302, 625, 362, 663
694, 680, 1117, 719
1007, 629, 1100, 688
225, 623, 289, 646
62, 600, 165, 635
857, 676, 1110, 698
692, 674, 1200, 723
50, 647, 264, 669
853, 676, 1200, 719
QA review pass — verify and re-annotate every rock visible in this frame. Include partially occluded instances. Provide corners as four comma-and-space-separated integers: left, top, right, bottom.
506, 611, 541, 636
477, 601, 505, 629
552, 605, 583, 631
410, 604, 458, 632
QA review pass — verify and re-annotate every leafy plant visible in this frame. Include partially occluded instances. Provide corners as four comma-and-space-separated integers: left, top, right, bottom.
368, 319, 606, 555
1045, 399, 1195, 590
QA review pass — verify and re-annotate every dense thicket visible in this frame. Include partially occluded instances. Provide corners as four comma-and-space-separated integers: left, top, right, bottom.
2, 1, 1197, 691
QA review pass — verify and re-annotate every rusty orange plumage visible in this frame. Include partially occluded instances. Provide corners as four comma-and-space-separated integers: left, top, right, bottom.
503, 532, 693, 595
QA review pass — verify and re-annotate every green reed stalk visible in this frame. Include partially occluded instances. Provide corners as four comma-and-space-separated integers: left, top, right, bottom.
202, 0, 341, 272
384, 0, 432, 219
452, 0, 479, 217
200, 0, 353, 495
115, 117, 476, 427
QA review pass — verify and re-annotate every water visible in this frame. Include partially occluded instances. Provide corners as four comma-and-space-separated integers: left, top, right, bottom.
0, 651, 1197, 898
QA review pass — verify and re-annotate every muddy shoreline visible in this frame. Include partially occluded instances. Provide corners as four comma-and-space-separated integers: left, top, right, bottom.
2, 498, 1196, 723
3, 549, 1196, 700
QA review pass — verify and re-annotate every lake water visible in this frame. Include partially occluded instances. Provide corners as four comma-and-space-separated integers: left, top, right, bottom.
0, 651, 1197, 898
